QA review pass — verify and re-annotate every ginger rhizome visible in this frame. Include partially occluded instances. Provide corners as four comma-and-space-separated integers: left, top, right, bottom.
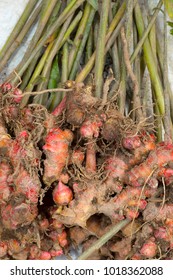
0, 82, 173, 260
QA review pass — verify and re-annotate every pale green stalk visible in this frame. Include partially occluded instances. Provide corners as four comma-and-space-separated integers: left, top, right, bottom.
68, 2, 91, 73
0, 0, 38, 60
76, 1, 126, 82
12, 0, 85, 85
78, 219, 130, 260
134, 1, 164, 115
95, 0, 110, 98
69, 8, 95, 80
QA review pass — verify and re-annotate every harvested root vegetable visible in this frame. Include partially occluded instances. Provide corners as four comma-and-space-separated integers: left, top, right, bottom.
12, 168, 41, 204
0, 242, 8, 258
124, 142, 173, 187
139, 238, 157, 258
143, 203, 173, 222
53, 181, 73, 205
0, 81, 173, 260
69, 149, 85, 166
1, 202, 38, 230
101, 109, 124, 141
43, 128, 73, 185
109, 237, 132, 259
0, 0, 172, 260
65, 82, 98, 126
0, 161, 12, 202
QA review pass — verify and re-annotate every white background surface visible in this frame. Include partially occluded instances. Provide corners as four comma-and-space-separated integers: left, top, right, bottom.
0, 0, 33, 81
0, 0, 29, 49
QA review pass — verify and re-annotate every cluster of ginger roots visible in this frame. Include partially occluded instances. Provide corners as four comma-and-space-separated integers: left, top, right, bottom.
0, 81, 173, 260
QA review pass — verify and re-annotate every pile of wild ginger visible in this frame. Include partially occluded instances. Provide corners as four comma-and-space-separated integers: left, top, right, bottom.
0, 81, 173, 260
1, 0, 173, 260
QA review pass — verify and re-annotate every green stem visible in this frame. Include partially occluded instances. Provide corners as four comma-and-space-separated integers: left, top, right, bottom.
43, 1, 62, 33
34, 12, 74, 102
41, 10, 82, 86
105, 18, 125, 55
112, 1, 120, 17
130, 0, 162, 63
34, 66, 51, 105
59, 11, 83, 49
111, 41, 120, 82
12, 0, 59, 83
12, 0, 85, 85
75, 1, 126, 83
125, 0, 133, 54
21, 11, 82, 107
69, 9, 95, 80
106, 1, 126, 41
35, 0, 59, 44
108, 1, 113, 24
134, 56, 142, 121
149, 23, 157, 64
77, 219, 130, 260
95, 0, 110, 98
119, 58, 126, 115
62, 43, 69, 83
49, 42, 69, 109
29, 1, 62, 96
68, 2, 91, 74
142, 68, 154, 125
109, 2, 120, 82
156, 36, 173, 122
20, 41, 54, 107
118, 0, 133, 115
155, 103, 163, 142
163, 5, 172, 141
93, 20, 99, 49
76, 16, 125, 83
47, 55, 61, 110
0, 0, 38, 61
25, 42, 54, 92
20, 44, 52, 108
20, 49, 42, 91
134, 1, 164, 115
0, 2, 42, 73
85, 27, 93, 63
